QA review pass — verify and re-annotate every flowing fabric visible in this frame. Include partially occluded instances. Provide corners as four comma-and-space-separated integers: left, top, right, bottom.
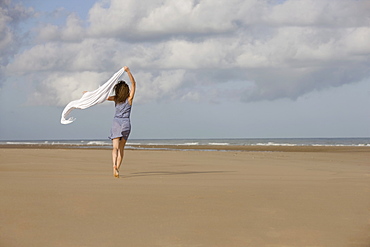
61, 68, 125, 124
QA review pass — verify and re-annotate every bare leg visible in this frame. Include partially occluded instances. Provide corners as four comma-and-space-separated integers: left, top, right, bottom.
112, 138, 127, 178
112, 138, 120, 177
116, 138, 126, 171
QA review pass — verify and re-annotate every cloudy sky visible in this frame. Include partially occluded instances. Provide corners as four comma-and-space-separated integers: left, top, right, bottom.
0, 0, 369, 140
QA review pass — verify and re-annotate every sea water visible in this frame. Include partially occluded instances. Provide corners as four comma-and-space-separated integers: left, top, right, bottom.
1, 138, 369, 150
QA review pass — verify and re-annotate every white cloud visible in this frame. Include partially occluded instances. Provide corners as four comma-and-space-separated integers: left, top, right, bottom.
0, 0, 33, 83
265, 0, 370, 27
135, 70, 186, 103
137, 0, 238, 34
37, 13, 85, 42
30, 71, 108, 106
7, 39, 121, 74
4, 0, 370, 106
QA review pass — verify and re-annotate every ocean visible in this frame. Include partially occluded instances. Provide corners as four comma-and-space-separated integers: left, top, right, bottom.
1, 138, 369, 150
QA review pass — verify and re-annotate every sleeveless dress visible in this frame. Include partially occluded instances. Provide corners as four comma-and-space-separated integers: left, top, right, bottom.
109, 100, 132, 140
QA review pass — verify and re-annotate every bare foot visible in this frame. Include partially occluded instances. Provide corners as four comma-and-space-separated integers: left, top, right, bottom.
113, 166, 119, 178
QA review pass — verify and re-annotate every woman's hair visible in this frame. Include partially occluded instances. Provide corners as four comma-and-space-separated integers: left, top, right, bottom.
113, 80, 130, 104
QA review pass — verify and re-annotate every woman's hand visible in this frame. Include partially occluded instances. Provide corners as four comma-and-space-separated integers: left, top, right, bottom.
82, 91, 88, 94
123, 66, 130, 73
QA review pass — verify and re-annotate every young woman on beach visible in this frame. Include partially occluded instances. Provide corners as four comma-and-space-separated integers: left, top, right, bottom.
106, 66, 136, 178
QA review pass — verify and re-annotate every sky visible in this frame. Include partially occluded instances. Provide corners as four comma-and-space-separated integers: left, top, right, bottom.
0, 0, 369, 140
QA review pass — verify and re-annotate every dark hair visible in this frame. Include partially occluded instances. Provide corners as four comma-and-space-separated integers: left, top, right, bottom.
114, 80, 130, 104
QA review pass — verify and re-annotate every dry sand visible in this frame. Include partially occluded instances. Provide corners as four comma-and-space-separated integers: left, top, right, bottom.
0, 147, 369, 247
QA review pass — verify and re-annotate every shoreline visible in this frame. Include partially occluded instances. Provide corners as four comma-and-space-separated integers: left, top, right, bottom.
1, 144, 369, 152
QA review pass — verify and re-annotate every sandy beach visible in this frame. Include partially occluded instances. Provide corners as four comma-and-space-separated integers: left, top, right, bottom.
0, 147, 369, 247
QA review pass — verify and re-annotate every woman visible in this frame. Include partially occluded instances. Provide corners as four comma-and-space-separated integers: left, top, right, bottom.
107, 66, 136, 178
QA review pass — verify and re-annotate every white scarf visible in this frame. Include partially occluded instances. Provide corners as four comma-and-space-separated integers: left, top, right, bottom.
61, 68, 125, 124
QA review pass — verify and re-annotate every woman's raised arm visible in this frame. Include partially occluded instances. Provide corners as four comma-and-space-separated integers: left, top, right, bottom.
124, 66, 136, 105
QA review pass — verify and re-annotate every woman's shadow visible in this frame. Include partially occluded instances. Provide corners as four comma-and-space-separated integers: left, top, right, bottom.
124, 170, 232, 178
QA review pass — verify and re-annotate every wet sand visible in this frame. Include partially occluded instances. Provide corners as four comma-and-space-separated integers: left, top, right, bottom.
0, 147, 369, 247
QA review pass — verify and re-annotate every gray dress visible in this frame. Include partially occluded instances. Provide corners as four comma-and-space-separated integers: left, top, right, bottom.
109, 100, 132, 140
